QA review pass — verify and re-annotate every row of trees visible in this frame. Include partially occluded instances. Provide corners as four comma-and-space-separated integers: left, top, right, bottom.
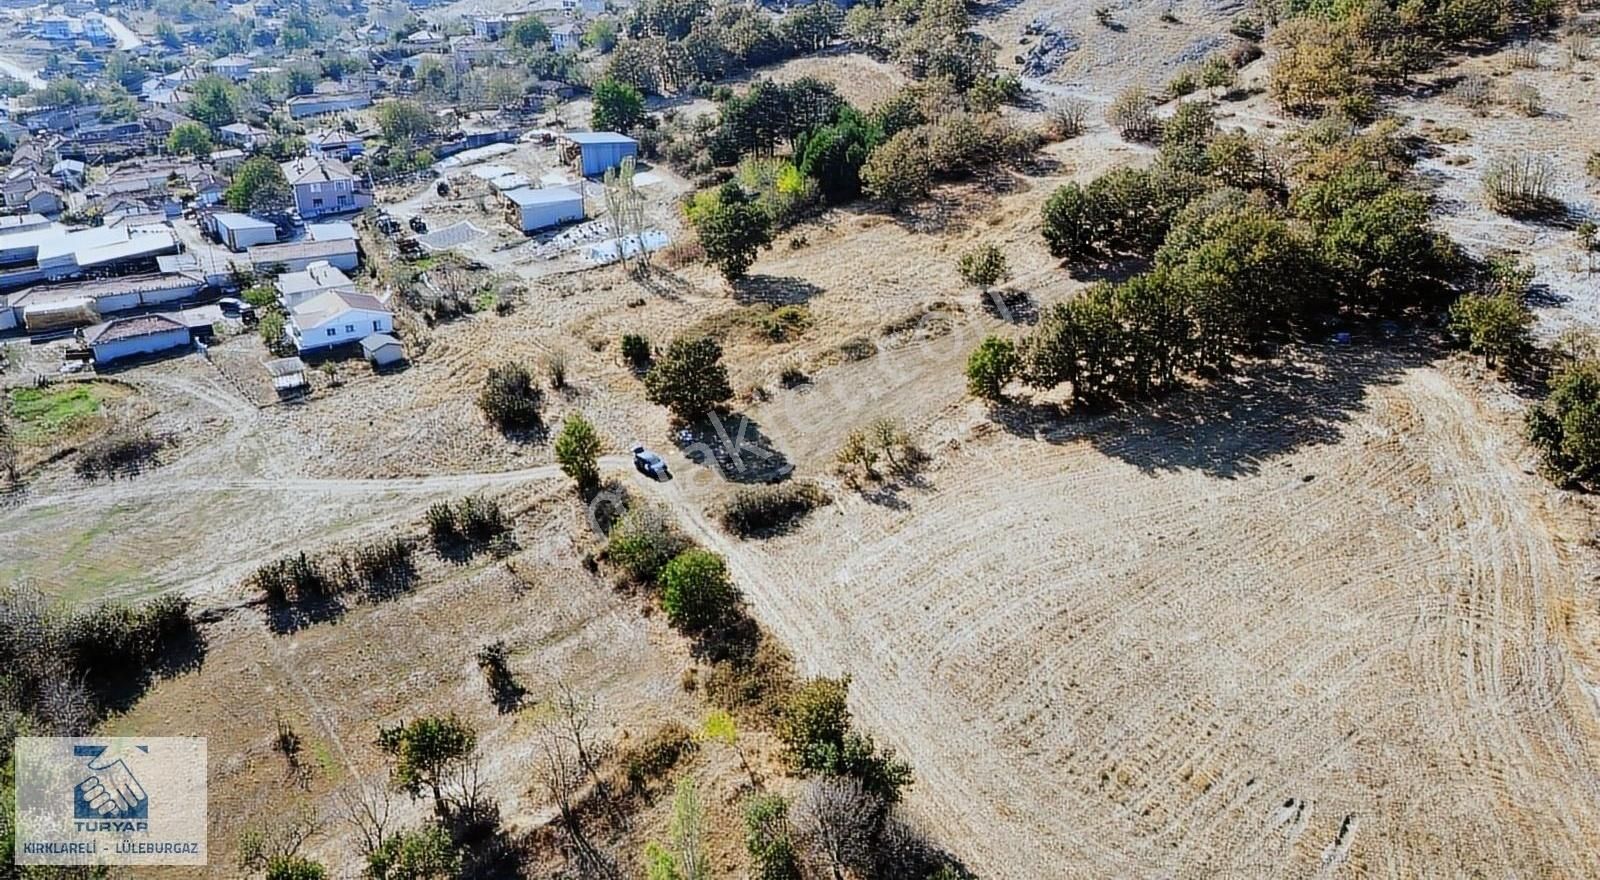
969, 107, 1460, 405
605, 0, 844, 95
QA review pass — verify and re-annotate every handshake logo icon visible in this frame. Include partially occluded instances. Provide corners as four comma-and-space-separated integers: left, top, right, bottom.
72, 744, 150, 824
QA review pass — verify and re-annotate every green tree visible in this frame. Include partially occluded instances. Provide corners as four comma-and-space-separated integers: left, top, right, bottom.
776, 677, 913, 802
591, 77, 645, 132
659, 549, 739, 630
966, 335, 1017, 401
377, 716, 477, 815
365, 825, 460, 880
796, 107, 881, 203
1450, 292, 1531, 371
606, 503, 692, 583
584, 17, 620, 52
1528, 358, 1600, 486
508, 15, 551, 48
957, 244, 1010, 293
644, 336, 733, 421
744, 793, 801, 880
377, 100, 435, 143
265, 857, 328, 880
225, 157, 292, 214
553, 412, 604, 492
166, 121, 214, 157
691, 182, 774, 281
861, 128, 930, 209
187, 75, 242, 127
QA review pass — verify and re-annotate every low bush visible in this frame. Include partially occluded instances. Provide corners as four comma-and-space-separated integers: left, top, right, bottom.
621, 333, 652, 370
427, 497, 511, 552
1106, 87, 1158, 142
1528, 358, 1600, 486
605, 503, 693, 584
714, 482, 831, 537
659, 548, 740, 630
1482, 155, 1563, 219
477, 362, 543, 431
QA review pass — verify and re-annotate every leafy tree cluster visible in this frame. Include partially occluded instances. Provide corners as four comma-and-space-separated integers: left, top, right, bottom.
607, 0, 843, 94
1266, 0, 1561, 118
477, 362, 544, 431
225, 157, 293, 215
776, 677, 914, 803
1019, 108, 1458, 406
845, 0, 997, 90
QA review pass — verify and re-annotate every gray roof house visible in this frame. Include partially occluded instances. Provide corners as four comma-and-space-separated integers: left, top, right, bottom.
281, 156, 373, 219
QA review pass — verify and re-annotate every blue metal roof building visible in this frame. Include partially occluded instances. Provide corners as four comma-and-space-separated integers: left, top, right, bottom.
561, 132, 639, 177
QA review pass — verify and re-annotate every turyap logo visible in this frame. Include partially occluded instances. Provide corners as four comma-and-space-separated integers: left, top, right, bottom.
14, 736, 207, 866
72, 743, 150, 826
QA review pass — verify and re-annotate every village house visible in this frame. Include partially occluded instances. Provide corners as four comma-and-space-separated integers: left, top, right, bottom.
504, 186, 584, 234
249, 236, 359, 273
549, 21, 580, 52
275, 260, 355, 309
217, 122, 274, 150
281, 155, 372, 219
286, 91, 373, 119
81, 313, 193, 365
209, 55, 255, 80
559, 131, 638, 177
286, 290, 392, 353
305, 129, 365, 161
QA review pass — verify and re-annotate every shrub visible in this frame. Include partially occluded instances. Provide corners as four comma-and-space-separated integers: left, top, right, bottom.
1451, 74, 1492, 110
715, 482, 830, 537
477, 362, 543, 431
607, 503, 693, 584
1505, 81, 1542, 116
365, 826, 460, 880
553, 412, 604, 492
1449, 291, 1532, 370
966, 335, 1018, 401
744, 793, 801, 880
475, 640, 524, 712
759, 305, 811, 341
621, 333, 652, 370
957, 245, 1010, 293
1045, 97, 1088, 140
1588, 152, 1600, 181
1482, 155, 1563, 219
1168, 67, 1199, 97
659, 549, 740, 630
426, 497, 510, 550
861, 128, 931, 209
264, 857, 327, 880
1106, 87, 1157, 141
645, 336, 733, 422
1528, 358, 1600, 486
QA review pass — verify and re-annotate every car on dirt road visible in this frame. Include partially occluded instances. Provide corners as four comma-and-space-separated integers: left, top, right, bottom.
409, 216, 428, 233
632, 445, 669, 480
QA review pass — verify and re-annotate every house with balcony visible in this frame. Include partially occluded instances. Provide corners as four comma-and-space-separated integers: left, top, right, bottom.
286, 289, 392, 353
281, 155, 371, 219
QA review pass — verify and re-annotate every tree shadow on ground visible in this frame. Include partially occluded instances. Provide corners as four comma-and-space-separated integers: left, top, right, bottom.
1066, 256, 1152, 284
731, 274, 824, 305
93, 625, 211, 715
982, 288, 1040, 324
674, 410, 793, 484
265, 596, 347, 635
632, 266, 701, 303
988, 337, 1438, 479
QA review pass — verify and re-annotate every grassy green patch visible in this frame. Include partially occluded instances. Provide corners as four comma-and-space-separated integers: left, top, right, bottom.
7, 384, 108, 444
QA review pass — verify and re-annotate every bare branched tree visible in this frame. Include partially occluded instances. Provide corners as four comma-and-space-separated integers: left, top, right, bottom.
237, 805, 322, 874
534, 721, 619, 879
793, 777, 883, 880
602, 156, 649, 274
337, 784, 394, 860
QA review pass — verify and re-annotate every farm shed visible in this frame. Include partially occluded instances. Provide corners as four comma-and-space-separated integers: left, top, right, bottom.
503, 186, 584, 234
266, 356, 308, 395
249, 238, 359, 273
212, 212, 278, 252
361, 333, 405, 368
559, 132, 637, 177
81, 313, 192, 365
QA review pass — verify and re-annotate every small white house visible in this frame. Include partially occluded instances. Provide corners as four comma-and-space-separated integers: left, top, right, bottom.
276, 260, 356, 309
361, 332, 405, 368
212, 212, 278, 252
287, 290, 392, 352
210, 55, 255, 80
217, 122, 273, 149
503, 186, 584, 234
306, 129, 365, 161
82, 313, 192, 365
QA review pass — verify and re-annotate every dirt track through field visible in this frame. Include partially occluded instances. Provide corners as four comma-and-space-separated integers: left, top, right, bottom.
642, 352, 1600, 878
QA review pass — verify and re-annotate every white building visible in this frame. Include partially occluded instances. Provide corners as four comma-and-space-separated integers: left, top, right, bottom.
276, 260, 356, 309
287, 290, 393, 352
504, 186, 584, 234
82, 313, 192, 364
